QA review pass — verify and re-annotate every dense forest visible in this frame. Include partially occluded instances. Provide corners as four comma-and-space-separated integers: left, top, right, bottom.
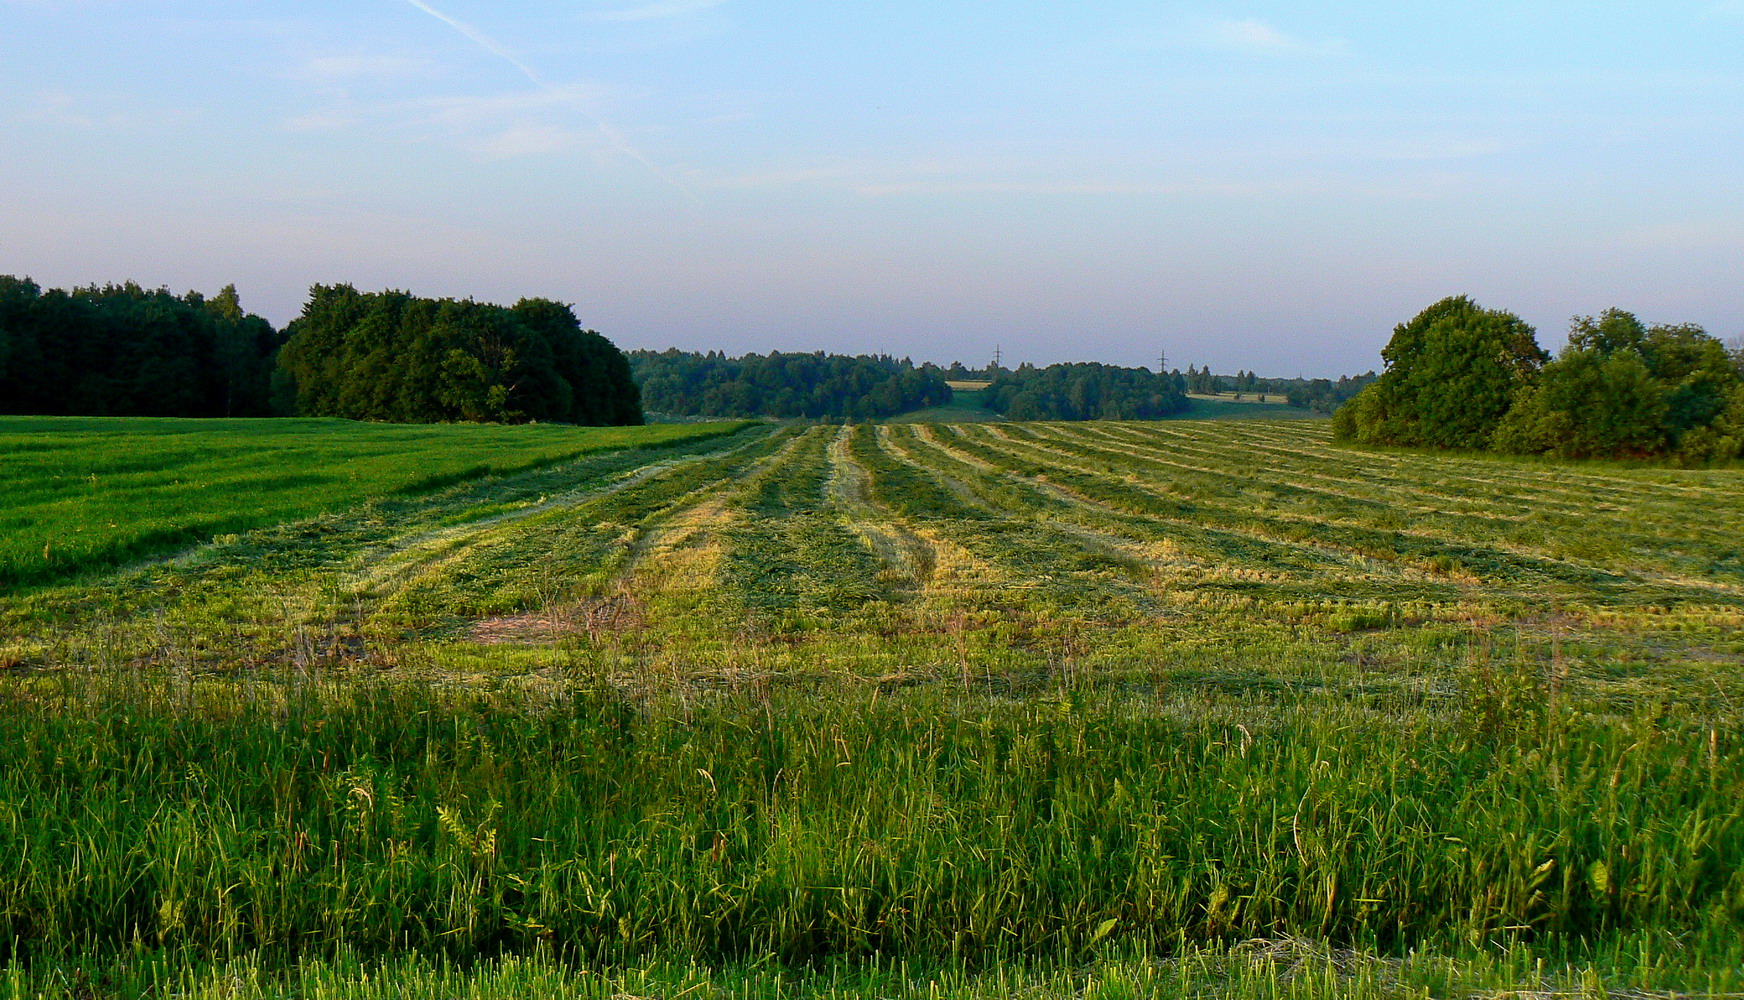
630, 349, 952, 420
0, 277, 284, 417
278, 286, 641, 426
979, 362, 1189, 420
1336, 296, 1744, 463
0, 278, 644, 426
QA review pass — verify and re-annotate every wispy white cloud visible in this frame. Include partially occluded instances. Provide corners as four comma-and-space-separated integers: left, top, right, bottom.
1706, 0, 1744, 16
289, 85, 620, 131
1202, 18, 1347, 57
284, 84, 661, 165
1364, 138, 1506, 162
22, 90, 94, 128
685, 153, 1487, 204
17, 89, 199, 131
399, 0, 543, 85
479, 124, 587, 159
283, 110, 357, 132
592, 0, 729, 22
294, 54, 432, 82
392, 0, 691, 194
697, 167, 853, 189
418, 86, 620, 128
853, 178, 1322, 198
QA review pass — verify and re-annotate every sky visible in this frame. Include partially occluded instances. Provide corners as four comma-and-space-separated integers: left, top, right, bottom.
3, 1, 1742, 376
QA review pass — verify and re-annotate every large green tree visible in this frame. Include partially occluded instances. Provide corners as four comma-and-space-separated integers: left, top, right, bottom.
515, 298, 641, 426
1494, 310, 1742, 462
277, 286, 640, 425
1333, 296, 1546, 448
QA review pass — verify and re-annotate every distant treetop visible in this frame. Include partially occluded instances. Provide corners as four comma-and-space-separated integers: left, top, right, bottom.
980, 362, 1188, 421
629, 349, 951, 420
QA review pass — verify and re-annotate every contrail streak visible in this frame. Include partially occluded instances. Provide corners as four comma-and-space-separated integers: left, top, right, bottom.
397, 0, 693, 198
401, 0, 542, 84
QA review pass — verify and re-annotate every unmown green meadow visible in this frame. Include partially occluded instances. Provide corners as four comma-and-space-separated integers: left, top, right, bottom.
3, 418, 1743, 997
1179, 394, 1322, 420
0, 417, 747, 591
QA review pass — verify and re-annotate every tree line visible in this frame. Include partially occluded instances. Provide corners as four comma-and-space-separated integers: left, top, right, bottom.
0, 278, 643, 426
0, 277, 285, 417
1335, 296, 1744, 464
979, 362, 1189, 420
629, 349, 952, 420
1177, 366, 1378, 412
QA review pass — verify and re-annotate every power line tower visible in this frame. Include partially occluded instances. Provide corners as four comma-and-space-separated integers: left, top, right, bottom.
991, 343, 1003, 373
1157, 350, 1167, 374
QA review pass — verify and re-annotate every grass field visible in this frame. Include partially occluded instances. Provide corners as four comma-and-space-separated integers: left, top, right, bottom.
1180, 393, 1320, 420
885, 384, 1006, 423
891, 387, 1317, 423
4, 418, 1743, 997
0, 417, 750, 591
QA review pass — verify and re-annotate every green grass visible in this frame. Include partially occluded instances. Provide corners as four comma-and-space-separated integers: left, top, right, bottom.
1174, 394, 1321, 420
5, 672, 1741, 963
0, 416, 752, 591
886, 390, 1321, 423
5, 418, 1744, 996
885, 385, 1005, 423
7, 937, 1739, 998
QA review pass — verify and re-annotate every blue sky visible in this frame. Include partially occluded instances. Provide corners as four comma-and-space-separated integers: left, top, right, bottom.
3, 1, 1741, 376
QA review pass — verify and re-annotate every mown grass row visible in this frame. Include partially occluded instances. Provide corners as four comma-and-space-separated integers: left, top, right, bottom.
712, 426, 892, 634
16, 419, 1740, 688
1095, 420, 1744, 568
1044, 422, 1744, 590
7, 418, 1744, 994
3, 671, 1740, 969
850, 426, 1155, 618
0, 423, 781, 669
363, 426, 802, 634
938, 422, 1744, 618
955, 425, 1601, 605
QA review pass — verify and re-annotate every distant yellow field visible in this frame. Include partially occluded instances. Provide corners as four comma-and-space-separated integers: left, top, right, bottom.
945, 379, 992, 391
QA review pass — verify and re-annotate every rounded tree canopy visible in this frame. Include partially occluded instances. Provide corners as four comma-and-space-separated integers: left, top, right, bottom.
1336, 296, 1545, 449
278, 286, 642, 426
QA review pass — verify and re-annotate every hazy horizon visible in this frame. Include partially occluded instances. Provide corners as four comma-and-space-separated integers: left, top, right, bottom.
5, 1, 1741, 378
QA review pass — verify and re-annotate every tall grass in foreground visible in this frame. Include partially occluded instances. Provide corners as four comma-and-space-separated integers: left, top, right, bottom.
2, 672, 1739, 969
9, 938, 1741, 999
